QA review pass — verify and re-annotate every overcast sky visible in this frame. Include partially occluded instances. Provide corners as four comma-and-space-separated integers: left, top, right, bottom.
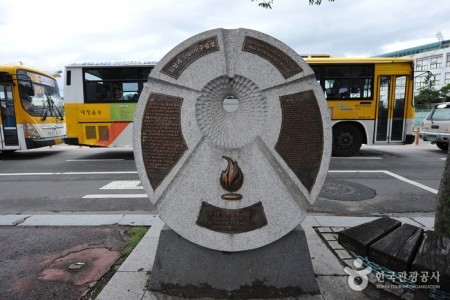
1, 0, 449, 88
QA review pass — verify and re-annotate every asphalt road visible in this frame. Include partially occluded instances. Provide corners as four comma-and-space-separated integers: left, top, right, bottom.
0, 142, 446, 216
312, 143, 445, 216
0, 146, 154, 214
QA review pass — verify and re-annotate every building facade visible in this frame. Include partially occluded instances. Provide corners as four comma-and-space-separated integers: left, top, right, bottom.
376, 40, 450, 96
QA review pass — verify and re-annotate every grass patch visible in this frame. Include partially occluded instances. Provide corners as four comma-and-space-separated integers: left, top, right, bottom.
123, 226, 149, 256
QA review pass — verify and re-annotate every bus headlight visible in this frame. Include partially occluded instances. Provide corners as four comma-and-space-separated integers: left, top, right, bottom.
23, 122, 40, 139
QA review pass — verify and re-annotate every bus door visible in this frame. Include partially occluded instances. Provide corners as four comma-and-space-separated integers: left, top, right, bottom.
375, 75, 407, 143
0, 84, 19, 147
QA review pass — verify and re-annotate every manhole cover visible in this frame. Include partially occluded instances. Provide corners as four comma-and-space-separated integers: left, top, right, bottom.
319, 179, 375, 201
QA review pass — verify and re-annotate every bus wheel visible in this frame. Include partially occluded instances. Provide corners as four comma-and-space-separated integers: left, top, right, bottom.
332, 124, 362, 157
436, 142, 449, 151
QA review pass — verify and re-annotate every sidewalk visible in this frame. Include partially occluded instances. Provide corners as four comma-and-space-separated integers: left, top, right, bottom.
83, 214, 433, 300
0, 213, 435, 299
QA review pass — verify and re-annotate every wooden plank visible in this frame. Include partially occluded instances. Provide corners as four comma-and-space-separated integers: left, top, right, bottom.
368, 224, 423, 272
412, 231, 450, 292
337, 217, 401, 256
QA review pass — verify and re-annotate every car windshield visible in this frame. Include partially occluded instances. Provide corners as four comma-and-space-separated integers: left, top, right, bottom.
17, 70, 64, 118
429, 105, 450, 121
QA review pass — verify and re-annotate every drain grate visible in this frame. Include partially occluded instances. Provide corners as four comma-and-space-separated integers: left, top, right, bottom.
319, 179, 376, 201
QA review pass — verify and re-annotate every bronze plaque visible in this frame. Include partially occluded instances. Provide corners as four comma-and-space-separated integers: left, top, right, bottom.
275, 90, 323, 192
161, 36, 219, 79
196, 202, 267, 233
141, 93, 188, 190
242, 36, 302, 79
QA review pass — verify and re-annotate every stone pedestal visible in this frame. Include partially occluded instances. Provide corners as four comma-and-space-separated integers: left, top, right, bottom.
148, 224, 319, 299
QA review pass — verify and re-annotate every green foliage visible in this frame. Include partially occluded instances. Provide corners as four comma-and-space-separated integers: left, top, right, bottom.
252, 0, 273, 9
414, 88, 442, 108
309, 0, 335, 4
440, 83, 450, 101
123, 226, 149, 256
414, 83, 450, 109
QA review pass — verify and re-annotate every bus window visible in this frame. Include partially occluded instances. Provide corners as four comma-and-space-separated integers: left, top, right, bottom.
17, 70, 64, 118
83, 67, 150, 103
313, 64, 374, 100
0, 85, 16, 128
391, 76, 407, 141
123, 82, 139, 101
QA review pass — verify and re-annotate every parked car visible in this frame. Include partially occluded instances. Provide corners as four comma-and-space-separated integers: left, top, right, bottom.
420, 102, 450, 151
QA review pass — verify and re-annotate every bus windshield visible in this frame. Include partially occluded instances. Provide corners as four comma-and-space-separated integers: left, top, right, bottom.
17, 69, 64, 118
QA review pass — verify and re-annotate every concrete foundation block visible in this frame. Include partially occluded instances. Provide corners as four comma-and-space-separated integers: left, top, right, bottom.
148, 224, 319, 299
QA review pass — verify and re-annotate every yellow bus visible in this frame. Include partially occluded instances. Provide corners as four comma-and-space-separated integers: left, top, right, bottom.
63, 61, 155, 147
63, 58, 415, 156
306, 57, 415, 156
0, 63, 65, 152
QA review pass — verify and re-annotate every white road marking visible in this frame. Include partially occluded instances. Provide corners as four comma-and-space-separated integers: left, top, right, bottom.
0, 172, 55, 176
82, 194, 147, 199
83, 180, 145, 199
328, 170, 438, 194
382, 170, 438, 194
333, 157, 382, 160
101, 180, 143, 190
64, 171, 138, 175
0, 171, 138, 176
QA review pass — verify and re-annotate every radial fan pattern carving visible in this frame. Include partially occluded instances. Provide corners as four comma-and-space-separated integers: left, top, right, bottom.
195, 75, 267, 149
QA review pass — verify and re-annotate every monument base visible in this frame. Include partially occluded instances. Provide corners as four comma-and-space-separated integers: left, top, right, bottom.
148, 225, 319, 299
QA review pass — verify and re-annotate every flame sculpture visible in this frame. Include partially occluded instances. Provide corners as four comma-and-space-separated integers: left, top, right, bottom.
220, 156, 244, 200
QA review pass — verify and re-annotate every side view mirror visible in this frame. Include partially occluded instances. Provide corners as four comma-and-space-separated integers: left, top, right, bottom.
25, 83, 35, 96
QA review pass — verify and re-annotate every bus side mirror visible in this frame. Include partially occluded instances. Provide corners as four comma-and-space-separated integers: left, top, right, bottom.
26, 83, 35, 96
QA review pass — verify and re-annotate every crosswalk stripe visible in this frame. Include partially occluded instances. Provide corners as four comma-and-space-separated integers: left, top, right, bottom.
100, 180, 143, 190
82, 194, 147, 199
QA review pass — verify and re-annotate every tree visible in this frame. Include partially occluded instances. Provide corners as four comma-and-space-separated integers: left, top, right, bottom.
439, 83, 450, 101
414, 80, 450, 109
436, 149, 450, 238
414, 88, 442, 108
435, 82, 450, 238
252, 0, 334, 9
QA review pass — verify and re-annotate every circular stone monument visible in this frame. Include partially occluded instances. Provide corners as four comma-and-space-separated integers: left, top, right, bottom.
134, 28, 331, 252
